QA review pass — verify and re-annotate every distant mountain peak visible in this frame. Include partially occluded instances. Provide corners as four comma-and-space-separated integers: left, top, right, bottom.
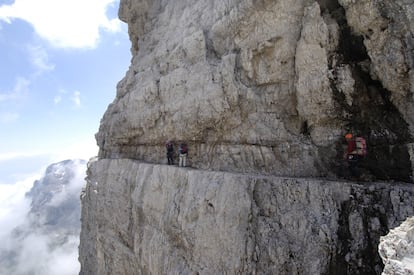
0, 159, 87, 274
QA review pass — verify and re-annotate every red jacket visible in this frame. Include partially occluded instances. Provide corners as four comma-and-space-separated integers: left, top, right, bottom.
347, 139, 357, 154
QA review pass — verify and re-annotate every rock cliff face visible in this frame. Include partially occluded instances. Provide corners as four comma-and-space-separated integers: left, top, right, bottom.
80, 159, 414, 274
379, 217, 414, 275
98, 0, 414, 181
80, 0, 414, 274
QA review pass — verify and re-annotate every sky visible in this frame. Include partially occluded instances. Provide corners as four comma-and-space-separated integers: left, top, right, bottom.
0, 0, 131, 184
0, 1, 131, 272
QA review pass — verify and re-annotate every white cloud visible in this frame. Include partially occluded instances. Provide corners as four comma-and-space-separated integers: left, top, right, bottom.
0, 76, 30, 102
48, 160, 86, 207
0, 0, 122, 49
53, 137, 98, 162
0, 77, 29, 124
0, 137, 98, 172
0, 176, 35, 240
52, 89, 84, 107
0, 151, 45, 162
48, 240, 80, 275
27, 44, 55, 74
71, 90, 81, 108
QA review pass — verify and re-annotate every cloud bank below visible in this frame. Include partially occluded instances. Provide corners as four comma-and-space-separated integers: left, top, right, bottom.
0, 159, 87, 275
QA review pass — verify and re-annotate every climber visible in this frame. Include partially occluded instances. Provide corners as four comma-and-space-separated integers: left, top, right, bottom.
166, 140, 174, 165
344, 133, 367, 179
178, 142, 188, 167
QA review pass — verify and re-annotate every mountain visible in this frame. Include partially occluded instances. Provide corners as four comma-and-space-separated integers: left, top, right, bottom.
0, 159, 86, 275
26, 159, 86, 235
80, 0, 414, 274
97, 0, 414, 182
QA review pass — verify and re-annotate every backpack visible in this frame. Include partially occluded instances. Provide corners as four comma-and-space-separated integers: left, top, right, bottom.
180, 144, 188, 154
355, 137, 367, 156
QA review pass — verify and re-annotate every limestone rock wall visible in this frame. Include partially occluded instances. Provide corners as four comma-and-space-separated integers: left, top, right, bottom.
80, 159, 414, 274
379, 216, 414, 275
79, 0, 414, 274
96, 0, 414, 181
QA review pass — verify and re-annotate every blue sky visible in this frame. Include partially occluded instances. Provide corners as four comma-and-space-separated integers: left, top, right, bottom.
0, 0, 131, 184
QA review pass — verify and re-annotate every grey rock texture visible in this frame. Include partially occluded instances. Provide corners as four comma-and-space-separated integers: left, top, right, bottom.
379, 216, 414, 275
80, 159, 414, 274
97, 0, 414, 182
80, 0, 414, 274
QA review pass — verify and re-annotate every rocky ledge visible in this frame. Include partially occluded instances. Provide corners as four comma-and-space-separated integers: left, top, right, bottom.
97, 0, 414, 182
80, 159, 414, 274
80, 0, 414, 274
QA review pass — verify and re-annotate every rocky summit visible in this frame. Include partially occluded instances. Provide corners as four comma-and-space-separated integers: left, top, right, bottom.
80, 0, 414, 274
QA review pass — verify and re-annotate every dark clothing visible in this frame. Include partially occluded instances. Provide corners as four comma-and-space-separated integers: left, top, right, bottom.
347, 153, 361, 178
166, 143, 174, 165
178, 143, 188, 154
167, 153, 174, 165
346, 138, 362, 178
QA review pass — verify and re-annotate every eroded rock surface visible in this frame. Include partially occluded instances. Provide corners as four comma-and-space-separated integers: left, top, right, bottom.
98, 0, 414, 181
379, 216, 414, 275
80, 159, 414, 274
80, 0, 414, 274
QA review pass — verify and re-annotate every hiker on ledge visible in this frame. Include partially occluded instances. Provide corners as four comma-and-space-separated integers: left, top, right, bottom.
344, 133, 367, 179
166, 140, 174, 165
178, 142, 188, 167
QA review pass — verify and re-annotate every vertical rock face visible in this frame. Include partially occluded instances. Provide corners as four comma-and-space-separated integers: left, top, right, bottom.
379, 217, 414, 275
80, 0, 414, 274
97, 0, 414, 181
80, 159, 414, 274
